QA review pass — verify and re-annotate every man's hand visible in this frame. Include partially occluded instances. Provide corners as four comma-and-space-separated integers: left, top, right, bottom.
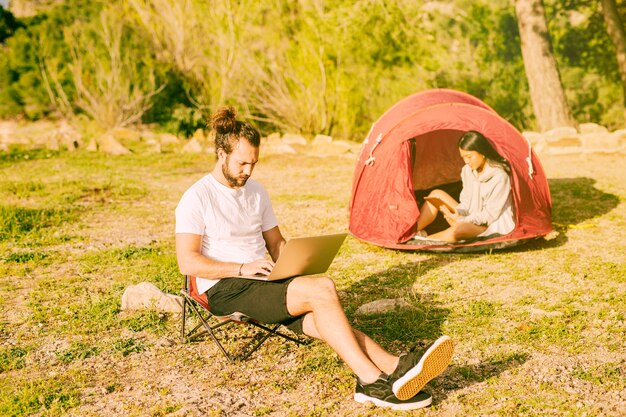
240, 258, 275, 277
441, 206, 460, 226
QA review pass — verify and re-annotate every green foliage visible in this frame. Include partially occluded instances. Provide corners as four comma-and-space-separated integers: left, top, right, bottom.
0, 0, 624, 135
0, 2, 103, 119
545, 0, 626, 128
0, 6, 21, 43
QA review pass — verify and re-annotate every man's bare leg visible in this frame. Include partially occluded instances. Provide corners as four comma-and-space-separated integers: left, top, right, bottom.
286, 276, 392, 382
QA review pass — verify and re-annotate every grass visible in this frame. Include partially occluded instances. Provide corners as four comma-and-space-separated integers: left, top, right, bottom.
0, 145, 624, 416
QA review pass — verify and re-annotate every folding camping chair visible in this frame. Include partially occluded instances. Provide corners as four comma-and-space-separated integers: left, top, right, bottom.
180, 275, 306, 362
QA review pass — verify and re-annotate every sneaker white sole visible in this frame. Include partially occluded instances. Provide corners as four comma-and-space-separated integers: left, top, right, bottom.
392, 335, 454, 400
354, 393, 432, 411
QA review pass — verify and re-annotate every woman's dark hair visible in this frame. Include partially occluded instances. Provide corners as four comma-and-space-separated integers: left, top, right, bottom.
210, 106, 261, 154
458, 130, 510, 174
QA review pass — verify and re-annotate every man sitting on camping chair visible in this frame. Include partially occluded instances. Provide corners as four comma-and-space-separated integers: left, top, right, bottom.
175, 106, 454, 411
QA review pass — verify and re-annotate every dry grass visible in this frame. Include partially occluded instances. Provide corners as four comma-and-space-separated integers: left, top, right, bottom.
0, 146, 624, 416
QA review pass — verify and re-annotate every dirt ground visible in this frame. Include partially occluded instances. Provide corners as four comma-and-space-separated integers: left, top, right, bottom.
1, 149, 625, 417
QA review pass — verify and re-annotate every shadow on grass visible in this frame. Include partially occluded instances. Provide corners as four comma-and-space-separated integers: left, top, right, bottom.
511, 177, 621, 253
487, 177, 620, 254
549, 177, 620, 225
433, 352, 529, 403
344, 256, 455, 349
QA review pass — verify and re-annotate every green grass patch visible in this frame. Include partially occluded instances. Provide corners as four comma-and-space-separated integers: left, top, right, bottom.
0, 346, 29, 372
465, 300, 498, 319
79, 243, 180, 293
572, 362, 625, 389
513, 310, 588, 349
28, 285, 122, 335
3, 250, 48, 263
0, 205, 74, 242
121, 310, 169, 333
0, 373, 82, 416
113, 337, 146, 356
0, 147, 60, 167
0, 149, 624, 415
55, 341, 100, 364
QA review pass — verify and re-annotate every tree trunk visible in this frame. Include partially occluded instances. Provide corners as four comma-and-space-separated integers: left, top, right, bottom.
515, 0, 575, 131
600, 0, 626, 122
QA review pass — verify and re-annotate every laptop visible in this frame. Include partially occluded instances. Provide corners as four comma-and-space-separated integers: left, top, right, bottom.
241, 233, 347, 281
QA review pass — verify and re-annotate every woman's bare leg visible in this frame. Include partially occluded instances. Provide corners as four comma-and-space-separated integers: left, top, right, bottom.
417, 190, 459, 232
428, 222, 488, 242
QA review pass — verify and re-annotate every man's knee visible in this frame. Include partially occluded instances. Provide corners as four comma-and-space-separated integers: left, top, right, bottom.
290, 276, 338, 304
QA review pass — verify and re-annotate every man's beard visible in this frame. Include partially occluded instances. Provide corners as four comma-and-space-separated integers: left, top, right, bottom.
222, 157, 249, 188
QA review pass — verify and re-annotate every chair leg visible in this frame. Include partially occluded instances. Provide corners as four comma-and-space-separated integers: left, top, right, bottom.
180, 291, 306, 362
180, 295, 188, 344
248, 321, 306, 345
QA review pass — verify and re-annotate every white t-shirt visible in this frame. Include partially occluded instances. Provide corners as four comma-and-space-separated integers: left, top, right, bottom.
175, 174, 278, 294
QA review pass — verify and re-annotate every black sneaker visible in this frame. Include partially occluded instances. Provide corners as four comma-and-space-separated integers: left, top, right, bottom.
354, 374, 432, 410
391, 335, 454, 400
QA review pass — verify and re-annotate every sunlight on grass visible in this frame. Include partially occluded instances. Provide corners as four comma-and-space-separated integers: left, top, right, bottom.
0, 373, 83, 417
1, 149, 624, 416
0, 206, 74, 242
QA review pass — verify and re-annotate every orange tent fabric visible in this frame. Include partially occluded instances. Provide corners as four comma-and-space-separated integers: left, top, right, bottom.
349, 89, 552, 251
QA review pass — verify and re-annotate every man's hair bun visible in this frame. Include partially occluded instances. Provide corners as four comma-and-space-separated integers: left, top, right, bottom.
210, 106, 237, 134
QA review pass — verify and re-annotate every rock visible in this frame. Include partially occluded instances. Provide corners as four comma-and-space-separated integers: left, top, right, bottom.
614, 129, 626, 152
191, 128, 206, 144
97, 133, 131, 155
544, 126, 579, 145
158, 133, 180, 145
265, 132, 282, 143
181, 137, 203, 153
282, 133, 307, 145
121, 282, 183, 314
312, 134, 333, 145
262, 135, 297, 155
544, 126, 581, 155
521, 131, 544, 147
86, 138, 98, 152
47, 121, 82, 151
140, 130, 157, 141
580, 132, 622, 153
0, 121, 19, 145
355, 298, 413, 316
46, 134, 60, 151
579, 123, 608, 135
111, 127, 142, 142
310, 139, 353, 156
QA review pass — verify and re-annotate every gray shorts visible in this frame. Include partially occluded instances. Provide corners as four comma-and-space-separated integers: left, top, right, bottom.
205, 277, 305, 334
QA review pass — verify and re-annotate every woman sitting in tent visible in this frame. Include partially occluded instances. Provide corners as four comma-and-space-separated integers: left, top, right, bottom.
415, 130, 515, 242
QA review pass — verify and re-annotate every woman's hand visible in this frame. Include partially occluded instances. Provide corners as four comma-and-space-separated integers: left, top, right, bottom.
441, 206, 460, 226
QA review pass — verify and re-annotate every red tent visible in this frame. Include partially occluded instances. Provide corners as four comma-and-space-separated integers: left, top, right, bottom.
349, 88, 553, 251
